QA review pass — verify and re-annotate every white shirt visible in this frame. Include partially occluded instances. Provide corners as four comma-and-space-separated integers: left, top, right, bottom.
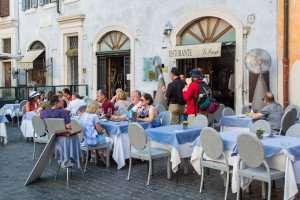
67, 99, 86, 115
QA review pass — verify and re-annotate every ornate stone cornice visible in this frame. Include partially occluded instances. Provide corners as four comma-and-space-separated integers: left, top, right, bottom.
0, 19, 17, 29
57, 14, 85, 28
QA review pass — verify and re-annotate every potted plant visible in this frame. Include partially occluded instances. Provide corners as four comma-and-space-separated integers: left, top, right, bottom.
256, 129, 264, 139
182, 121, 189, 129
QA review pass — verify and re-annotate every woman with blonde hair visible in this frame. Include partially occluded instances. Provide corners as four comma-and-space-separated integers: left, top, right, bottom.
114, 90, 130, 116
79, 101, 110, 147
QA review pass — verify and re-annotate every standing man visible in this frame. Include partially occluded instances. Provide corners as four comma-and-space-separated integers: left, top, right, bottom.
166, 67, 186, 124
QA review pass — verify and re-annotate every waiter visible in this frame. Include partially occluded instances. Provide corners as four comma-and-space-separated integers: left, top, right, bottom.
166, 67, 186, 124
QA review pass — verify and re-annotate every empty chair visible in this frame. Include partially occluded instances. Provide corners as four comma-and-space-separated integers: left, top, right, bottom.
209, 104, 225, 129
199, 127, 230, 200
279, 108, 297, 135
250, 120, 271, 134
222, 107, 235, 116
127, 123, 171, 185
188, 114, 208, 128
286, 124, 300, 137
32, 116, 48, 159
236, 134, 285, 200
159, 111, 172, 126
285, 104, 300, 119
19, 100, 28, 115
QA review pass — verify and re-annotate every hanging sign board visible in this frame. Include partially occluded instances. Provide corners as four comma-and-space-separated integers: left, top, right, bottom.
168, 43, 222, 59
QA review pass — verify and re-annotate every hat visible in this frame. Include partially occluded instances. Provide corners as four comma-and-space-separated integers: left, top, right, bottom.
190, 69, 203, 79
29, 91, 40, 99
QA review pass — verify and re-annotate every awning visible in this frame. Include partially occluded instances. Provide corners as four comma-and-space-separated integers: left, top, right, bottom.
0, 53, 13, 61
18, 50, 44, 70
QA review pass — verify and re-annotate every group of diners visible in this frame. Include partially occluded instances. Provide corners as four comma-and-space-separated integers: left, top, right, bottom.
21, 87, 161, 146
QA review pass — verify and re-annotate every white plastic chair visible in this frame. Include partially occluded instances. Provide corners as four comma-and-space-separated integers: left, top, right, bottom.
236, 134, 285, 200
188, 114, 208, 128
32, 116, 48, 160
286, 124, 300, 137
199, 127, 230, 200
74, 119, 111, 173
285, 104, 300, 119
222, 107, 235, 116
279, 108, 297, 135
160, 111, 172, 126
127, 123, 171, 185
250, 120, 271, 134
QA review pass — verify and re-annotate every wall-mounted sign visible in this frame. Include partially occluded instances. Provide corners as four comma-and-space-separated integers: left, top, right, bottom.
168, 43, 222, 59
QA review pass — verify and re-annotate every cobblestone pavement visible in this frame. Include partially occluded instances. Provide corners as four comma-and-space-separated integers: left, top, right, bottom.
0, 126, 296, 200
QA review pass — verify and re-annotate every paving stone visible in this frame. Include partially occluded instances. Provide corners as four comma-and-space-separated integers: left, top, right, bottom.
0, 125, 296, 200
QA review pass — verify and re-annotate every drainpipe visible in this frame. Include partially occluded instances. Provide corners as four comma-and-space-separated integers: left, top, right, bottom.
283, 0, 289, 107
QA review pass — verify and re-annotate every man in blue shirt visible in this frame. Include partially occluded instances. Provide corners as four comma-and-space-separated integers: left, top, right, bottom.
40, 95, 71, 129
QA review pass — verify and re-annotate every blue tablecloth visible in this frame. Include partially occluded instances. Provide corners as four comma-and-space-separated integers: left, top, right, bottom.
99, 120, 151, 135
146, 125, 202, 148
0, 104, 20, 116
219, 131, 300, 161
54, 135, 81, 168
0, 115, 8, 123
220, 115, 253, 128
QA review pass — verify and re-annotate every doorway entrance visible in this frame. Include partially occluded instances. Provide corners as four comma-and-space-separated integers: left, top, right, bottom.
97, 31, 130, 98
176, 16, 236, 109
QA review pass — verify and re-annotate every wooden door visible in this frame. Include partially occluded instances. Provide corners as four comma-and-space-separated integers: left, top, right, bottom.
3, 62, 11, 87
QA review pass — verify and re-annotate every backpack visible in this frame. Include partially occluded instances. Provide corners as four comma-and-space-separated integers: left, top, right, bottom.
196, 81, 211, 110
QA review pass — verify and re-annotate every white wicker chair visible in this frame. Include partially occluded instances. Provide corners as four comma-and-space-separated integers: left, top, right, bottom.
32, 116, 48, 160
73, 119, 111, 173
286, 124, 300, 137
127, 123, 171, 185
285, 104, 300, 119
279, 108, 297, 135
159, 111, 172, 126
188, 114, 208, 128
236, 134, 285, 200
222, 107, 235, 116
199, 127, 230, 200
250, 120, 271, 134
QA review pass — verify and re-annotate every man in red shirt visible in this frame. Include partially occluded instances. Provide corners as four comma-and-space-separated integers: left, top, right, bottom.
96, 90, 114, 116
182, 69, 205, 116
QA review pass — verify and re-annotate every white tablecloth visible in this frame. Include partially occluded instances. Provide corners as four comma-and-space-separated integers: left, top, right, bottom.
0, 123, 7, 144
20, 112, 36, 138
191, 145, 299, 200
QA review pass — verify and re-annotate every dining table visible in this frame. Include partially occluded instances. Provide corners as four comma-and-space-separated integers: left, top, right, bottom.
220, 114, 253, 132
146, 124, 202, 172
98, 119, 152, 169
191, 130, 300, 200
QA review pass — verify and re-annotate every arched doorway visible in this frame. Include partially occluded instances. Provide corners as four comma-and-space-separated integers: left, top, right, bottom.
28, 41, 46, 85
96, 31, 130, 98
177, 17, 236, 108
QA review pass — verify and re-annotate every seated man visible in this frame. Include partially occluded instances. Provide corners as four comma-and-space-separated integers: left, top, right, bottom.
66, 94, 86, 116
249, 92, 283, 131
96, 90, 114, 117
40, 95, 71, 129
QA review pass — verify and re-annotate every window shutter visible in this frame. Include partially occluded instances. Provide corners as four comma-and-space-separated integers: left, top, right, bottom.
32, 0, 38, 8
0, 0, 10, 17
22, 0, 26, 11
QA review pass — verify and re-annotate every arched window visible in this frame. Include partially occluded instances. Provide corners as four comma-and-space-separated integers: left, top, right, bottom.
98, 31, 130, 52
178, 17, 235, 45
29, 41, 45, 51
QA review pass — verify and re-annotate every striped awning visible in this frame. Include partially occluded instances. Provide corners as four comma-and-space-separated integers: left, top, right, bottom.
18, 50, 44, 70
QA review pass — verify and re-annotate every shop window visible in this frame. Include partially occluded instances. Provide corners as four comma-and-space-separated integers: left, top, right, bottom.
22, 0, 38, 11
0, 0, 10, 17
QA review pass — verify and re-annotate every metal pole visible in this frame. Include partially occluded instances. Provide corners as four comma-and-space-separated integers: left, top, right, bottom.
283, 0, 289, 108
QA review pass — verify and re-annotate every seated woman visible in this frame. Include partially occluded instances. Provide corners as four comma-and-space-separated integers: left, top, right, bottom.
114, 90, 130, 116
136, 93, 161, 127
21, 91, 40, 140
79, 101, 111, 146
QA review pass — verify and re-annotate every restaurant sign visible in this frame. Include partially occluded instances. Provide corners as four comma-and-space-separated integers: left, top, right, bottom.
168, 43, 222, 59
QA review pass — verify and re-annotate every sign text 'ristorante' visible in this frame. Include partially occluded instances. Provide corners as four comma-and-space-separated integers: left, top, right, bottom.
168, 43, 222, 59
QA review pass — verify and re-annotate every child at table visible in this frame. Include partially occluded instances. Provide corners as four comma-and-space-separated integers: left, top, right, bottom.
79, 101, 112, 163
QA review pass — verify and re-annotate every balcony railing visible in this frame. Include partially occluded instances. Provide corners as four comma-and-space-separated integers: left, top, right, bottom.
0, 84, 89, 106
